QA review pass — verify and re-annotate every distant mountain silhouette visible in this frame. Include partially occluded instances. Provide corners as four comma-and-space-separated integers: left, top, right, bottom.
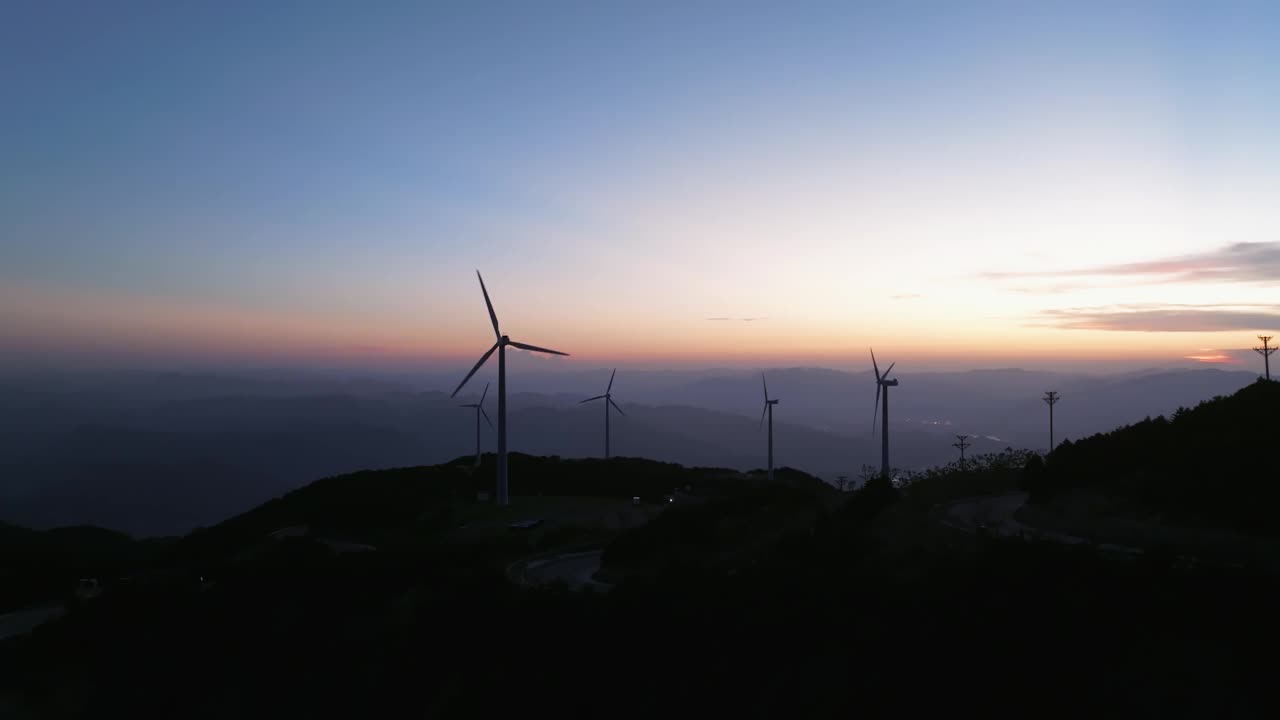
642, 366, 1259, 447
0, 367, 1257, 535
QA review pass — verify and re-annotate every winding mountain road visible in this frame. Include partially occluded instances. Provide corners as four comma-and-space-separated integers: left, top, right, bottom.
942, 492, 1141, 555
0, 604, 64, 642
507, 549, 610, 591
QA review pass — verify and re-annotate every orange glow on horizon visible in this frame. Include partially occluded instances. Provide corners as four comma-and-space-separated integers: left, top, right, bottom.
2, 282, 1272, 371
1184, 354, 1234, 364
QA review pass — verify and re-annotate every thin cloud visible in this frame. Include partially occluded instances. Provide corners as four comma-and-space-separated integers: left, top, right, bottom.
1003, 281, 1124, 295
1184, 353, 1234, 364
985, 242, 1280, 290
1184, 347, 1260, 364
1036, 303, 1280, 332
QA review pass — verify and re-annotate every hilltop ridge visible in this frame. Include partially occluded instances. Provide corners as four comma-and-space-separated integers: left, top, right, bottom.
1033, 380, 1280, 533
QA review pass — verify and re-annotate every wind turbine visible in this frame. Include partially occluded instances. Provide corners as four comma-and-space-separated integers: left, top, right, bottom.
451, 271, 569, 506
579, 369, 625, 459
870, 349, 898, 478
760, 373, 779, 482
459, 382, 493, 468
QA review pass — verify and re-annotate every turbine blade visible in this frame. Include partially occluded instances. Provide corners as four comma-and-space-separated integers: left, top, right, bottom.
762, 373, 769, 401
872, 383, 881, 436
509, 340, 569, 356
760, 402, 768, 428
480, 381, 489, 406
607, 368, 616, 394
579, 395, 606, 404
870, 348, 880, 381
477, 271, 500, 339
609, 398, 625, 416
883, 362, 896, 379
451, 342, 499, 398
481, 407, 494, 428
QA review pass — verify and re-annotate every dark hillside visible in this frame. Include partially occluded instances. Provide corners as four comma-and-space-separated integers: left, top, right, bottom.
1033, 380, 1280, 533
6, 471, 1280, 718
0, 523, 140, 612
171, 454, 831, 568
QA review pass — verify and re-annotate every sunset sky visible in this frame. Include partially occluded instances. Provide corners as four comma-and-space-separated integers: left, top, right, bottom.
3, 2, 1278, 372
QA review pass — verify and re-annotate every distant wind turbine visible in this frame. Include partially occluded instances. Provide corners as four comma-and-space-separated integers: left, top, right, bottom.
870, 349, 899, 478
459, 382, 493, 468
760, 373, 779, 482
451, 271, 569, 506
579, 369, 625, 459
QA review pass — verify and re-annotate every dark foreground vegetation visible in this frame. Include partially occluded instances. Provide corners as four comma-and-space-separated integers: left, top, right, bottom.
1027, 379, 1280, 533
3, 410, 1280, 717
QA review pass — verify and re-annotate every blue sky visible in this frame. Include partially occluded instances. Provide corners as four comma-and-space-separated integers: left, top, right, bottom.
2, 1, 1278, 370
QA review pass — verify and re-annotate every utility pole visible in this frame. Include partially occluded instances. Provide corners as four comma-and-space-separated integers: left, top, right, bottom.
953, 434, 972, 462
1043, 391, 1060, 454
836, 475, 848, 492
1257, 336, 1276, 381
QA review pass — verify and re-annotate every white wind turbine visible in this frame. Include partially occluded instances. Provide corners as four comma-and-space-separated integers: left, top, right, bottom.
870, 349, 898, 478
458, 381, 493, 468
451, 271, 569, 506
579, 368, 625, 459
761, 373, 779, 482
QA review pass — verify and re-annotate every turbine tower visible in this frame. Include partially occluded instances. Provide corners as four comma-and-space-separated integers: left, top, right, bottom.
458, 382, 493, 468
953, 434, 972, 462
870, 349, 899, 478
760, 373, 780, 482
451, 271, 569, 506
1043, 391, 1060, 454
579, 369, 625, 459
1257, 336, 1275, 381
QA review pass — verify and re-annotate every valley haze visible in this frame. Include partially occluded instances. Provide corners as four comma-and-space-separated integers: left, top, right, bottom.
0, 364, 1258, 536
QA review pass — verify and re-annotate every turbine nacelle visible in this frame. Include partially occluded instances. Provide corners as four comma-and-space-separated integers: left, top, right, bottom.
451, 278, 567, 400
458, 381, 493, 428
579, 368, 625, 415
759, 372, 779, 482
871, 349, 897, 385
451, 271, 569, 506
870, 348, 899, 438
581, 369, 624, 458
760, 373, 780, 426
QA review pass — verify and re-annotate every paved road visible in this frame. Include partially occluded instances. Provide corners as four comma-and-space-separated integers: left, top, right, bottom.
0, 604, 64, 642
942, 493, 1032, 536
509, 494, 1147, 592
942, 492, 1140, 555
508, 549, 610, 591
